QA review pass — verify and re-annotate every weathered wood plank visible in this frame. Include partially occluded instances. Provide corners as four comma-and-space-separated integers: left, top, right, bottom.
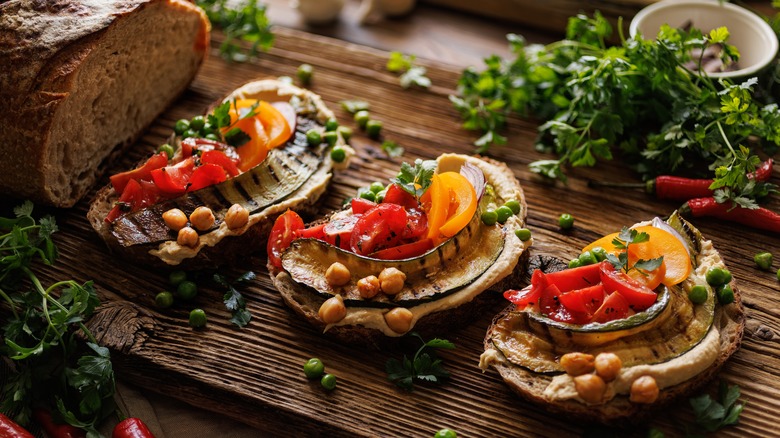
26, 26, 780, 437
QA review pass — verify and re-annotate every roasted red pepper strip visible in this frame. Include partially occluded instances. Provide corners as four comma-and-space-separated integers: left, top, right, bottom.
113, 417, 156, 438
33, 409, 85, 438
0, 412, 34, 438
680, 197, 780, 233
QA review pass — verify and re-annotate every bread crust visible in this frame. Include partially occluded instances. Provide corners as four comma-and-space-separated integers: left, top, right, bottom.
483, 248, 745, 424
0, 0, 209, 207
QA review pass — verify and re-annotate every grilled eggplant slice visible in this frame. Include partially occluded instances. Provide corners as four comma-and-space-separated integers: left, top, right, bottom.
88, 80, 353, 268
480, 213, 745, 423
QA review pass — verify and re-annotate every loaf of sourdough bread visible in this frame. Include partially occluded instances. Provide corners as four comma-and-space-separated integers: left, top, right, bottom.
0, 0, 209, 207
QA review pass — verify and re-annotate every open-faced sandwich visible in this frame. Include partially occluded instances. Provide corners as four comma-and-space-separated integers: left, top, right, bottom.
267, 154, 532, 345
88, 79, 353, 268
480, 212, 745, 422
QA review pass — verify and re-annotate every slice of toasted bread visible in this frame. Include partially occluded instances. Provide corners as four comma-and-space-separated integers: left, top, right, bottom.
269, 154, 531, 346
87, 80, 353, 269
481, 219, 745, 424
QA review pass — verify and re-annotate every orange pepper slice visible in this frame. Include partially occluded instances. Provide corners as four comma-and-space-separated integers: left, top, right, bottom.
583, 225, 691, 286
225, 99, 292, 171
421, 174, 449, 245
437, 172, 477, 238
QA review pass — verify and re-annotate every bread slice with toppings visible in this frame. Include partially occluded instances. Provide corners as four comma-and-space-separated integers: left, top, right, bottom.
0, 0, 209, 207
268, 154, 531, 347
480, 214, 745, 423
87, 80, 354, 269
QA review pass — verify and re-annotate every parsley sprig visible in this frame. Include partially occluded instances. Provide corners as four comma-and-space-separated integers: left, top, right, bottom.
451, 12, 780, 207
0, 202, 115, 434
213, 271, 255, 327
385, 333, 455, 391
387, 52, 432, 89
196, 0, 274, 62
392, 159, 436, 198
689, 381, 744, 434
208, 99, 259, 148
606, 228, 663, 275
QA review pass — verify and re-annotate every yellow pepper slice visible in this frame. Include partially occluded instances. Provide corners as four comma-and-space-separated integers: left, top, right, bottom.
438, 172, 477, 238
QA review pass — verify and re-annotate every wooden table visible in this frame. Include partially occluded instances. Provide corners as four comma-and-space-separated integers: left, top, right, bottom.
26, 1, 780, 437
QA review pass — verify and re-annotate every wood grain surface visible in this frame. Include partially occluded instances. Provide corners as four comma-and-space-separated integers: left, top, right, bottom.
30, 27, 780, 437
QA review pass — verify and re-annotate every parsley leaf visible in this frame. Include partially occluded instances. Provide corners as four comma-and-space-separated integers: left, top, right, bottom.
392, 159, 436, 198
606, 227, 663, 275
690, 381, 744, 432
387, 52, 431, 89
381, 140, 405, 158
214, 271, 255, 327
196, 0, 274, 62
385, 333, 454, 391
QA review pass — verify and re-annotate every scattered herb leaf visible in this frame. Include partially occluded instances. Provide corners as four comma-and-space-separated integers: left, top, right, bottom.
213, 271, 255, 327
605, 227, 663, 275
387, 52, 431, 89
340, 100, 371, 114
385, 333, 455, 391
392, 159, 437, 198
196, 0, 274, 62
690, 381, 744, 433
381, 140, 405, 158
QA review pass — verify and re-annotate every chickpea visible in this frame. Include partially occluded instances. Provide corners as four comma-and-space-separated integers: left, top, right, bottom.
177, 226, 199, 248
189, 206, 215, 231
318, 295, 347, 324
224, 204, 249, 230
573, 374, 606, 405
384, 307, 413, 334
162, 208, 188, 231
378, 267, 406, 295
325, 262, 351, 287
594, 352, 622, 382
357, 275, 381, 299
560, 352, 595, 376
629, 375, 660, 404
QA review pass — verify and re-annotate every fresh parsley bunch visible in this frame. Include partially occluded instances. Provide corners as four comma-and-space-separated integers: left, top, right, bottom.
451, 12, 780, 207
385, 333, 455, 391
0, 202, 115, 435
196, 0, 274, 62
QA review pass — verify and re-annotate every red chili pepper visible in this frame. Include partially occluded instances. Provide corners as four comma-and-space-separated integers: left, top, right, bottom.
113, 417, 156, 438
0, 412, 35, 438
590, 158, 774, 200
679, 197, 780, 233
33, 409, 86, 438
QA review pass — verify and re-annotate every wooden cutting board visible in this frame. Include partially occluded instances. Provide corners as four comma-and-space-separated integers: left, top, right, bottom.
36, 27, 780, 437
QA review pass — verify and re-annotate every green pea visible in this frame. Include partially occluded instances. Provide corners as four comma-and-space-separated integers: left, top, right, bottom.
155, 291, 174, 309
297, 63, 313, 85
374, 188, 387, 203
494, 206, 513, 224
337, 126, 353, 142
320, 373, 337, 390
323, 131, 339, 146
481, 210, 498, 226
504, 199, 521, 215
716, 284, 735, 305
568, 258, 583, 268
366, 120, 383, 139
306, 129, 322, 146
354, 110, 370, 128
157, 144, 175, 160
204, 133, 220, 142
176, 280, 198, 301
169, 270, 188, 286
325, 118, 339, 132
433, 429, 457, 438
578, 250, 598, 266
189, 115, 205, 132
358, 189, 376, 202
183, 129, 200, 139
200, 122, 215, 136
558, 213, 574, 230
304, 358, 325, 379
174, 119, 190, 135
189, 308, 207, 328
776, 267, 780, 281
330, 146, 346, 163
369, 182, 385, 194
688, 285, 708, 305
705, 267, 732, 286
754, 252, 773, 270
515, 228, 532, 241
591, 246, 608, 262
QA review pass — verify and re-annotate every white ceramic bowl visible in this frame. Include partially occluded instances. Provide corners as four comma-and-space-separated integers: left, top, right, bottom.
629, 0, 778, 79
